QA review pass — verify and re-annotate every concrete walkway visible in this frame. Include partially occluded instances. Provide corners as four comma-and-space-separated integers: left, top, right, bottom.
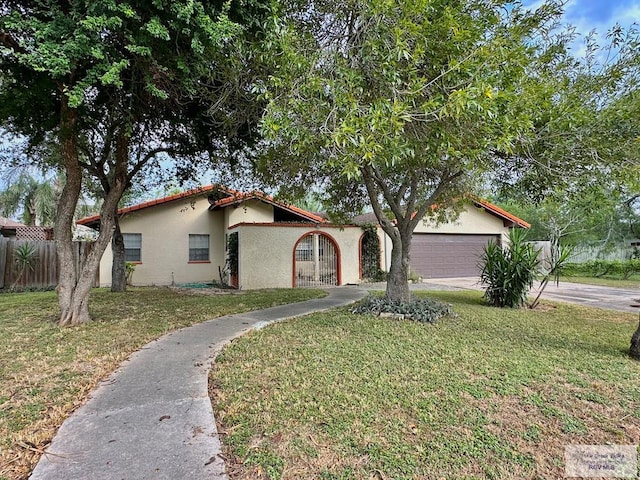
30, 287, 366, 480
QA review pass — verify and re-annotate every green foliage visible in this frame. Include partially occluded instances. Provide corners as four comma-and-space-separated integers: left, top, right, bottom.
0, 173, 58, 227
566, 260, 640, 280
360, 228, 384, 281
13, 242, 38, 270
351, 294, 453, 324
260, 0, 565, 209
257, 0, 568, 299
479, 228, 540, 308
226, 232, 239, 277
125, 261, 136, 286
492, 23, 640, 209
10, 242, 39, 292
494, 189, 640, 247
528, 243, 573, 309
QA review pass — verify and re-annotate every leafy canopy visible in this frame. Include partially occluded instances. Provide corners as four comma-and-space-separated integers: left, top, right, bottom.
258, 0, 564, 220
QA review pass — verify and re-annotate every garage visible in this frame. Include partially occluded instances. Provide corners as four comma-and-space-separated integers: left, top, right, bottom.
410, 233, 501, 278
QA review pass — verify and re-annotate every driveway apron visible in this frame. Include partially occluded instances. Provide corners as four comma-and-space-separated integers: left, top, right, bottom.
29, 287, 366, 480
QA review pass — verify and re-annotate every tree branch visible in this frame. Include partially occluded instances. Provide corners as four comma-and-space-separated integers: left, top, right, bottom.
362, 165, 398, 241
0, 32, 27, 55
368, 163, 403, 219
410, 169, 464, 231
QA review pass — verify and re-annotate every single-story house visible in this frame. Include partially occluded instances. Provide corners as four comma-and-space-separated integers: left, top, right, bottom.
77, 185, 529, 289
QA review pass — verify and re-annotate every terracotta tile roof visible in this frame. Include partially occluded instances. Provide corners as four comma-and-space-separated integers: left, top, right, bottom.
350, 199, 530, 229
0, 216, 26, 228
209, 191, 326, 223
77, 185, 236, 226
77, 185, 326, 226
472, 198, 530, 228
351, 212, 381, 225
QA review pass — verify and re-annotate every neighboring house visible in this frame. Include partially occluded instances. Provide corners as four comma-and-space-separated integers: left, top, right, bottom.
0, 217, 55, 240
0, 216, 25, 239
77, 185, 529, 289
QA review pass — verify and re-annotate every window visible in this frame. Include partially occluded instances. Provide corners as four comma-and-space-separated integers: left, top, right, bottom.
295, 235, 313, 261
189, 234, 210, 262
123, 233, 142, 262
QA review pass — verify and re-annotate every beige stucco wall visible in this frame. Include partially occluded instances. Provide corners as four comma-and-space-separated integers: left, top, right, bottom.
224, 200, 274, 228
232, 224, 364, 289
381, 204, 511, 272
98, 196, 226, 286
413, 205, 508, 234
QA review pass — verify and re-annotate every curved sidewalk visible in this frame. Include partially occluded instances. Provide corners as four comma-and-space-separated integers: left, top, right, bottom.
30, 287, 366, 480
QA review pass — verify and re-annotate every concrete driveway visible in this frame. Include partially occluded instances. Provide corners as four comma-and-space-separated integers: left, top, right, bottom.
421, 277, 640, 314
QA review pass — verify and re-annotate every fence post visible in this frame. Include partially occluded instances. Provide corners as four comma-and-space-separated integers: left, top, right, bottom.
0, 237, 7, 289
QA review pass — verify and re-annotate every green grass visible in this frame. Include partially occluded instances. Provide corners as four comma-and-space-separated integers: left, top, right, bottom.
560, 275, 640, 288
0, 286, 325, 480
210, 291, 640, 480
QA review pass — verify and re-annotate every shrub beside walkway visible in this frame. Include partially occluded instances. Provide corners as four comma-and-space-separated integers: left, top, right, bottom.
29, 287, 366, 480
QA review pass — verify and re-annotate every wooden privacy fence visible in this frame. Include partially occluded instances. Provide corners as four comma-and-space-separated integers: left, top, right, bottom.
0, 238, 98, 290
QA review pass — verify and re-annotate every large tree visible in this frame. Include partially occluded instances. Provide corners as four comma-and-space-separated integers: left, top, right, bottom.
492, 23, 640, 203
0, 0, 265, 324
258, 0, 566, 300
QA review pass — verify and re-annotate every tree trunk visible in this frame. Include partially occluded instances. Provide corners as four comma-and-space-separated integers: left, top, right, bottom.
55, 97, 87, 326
631, 320, 640, 360
111, 213, 127, 292
56, 117, 130, 326
385, 228, 412, 301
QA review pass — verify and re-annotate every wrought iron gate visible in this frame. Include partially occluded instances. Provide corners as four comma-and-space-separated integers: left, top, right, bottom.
294, 233, 338, 287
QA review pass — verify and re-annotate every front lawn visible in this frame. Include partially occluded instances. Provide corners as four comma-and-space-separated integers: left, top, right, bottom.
0, 287, 325, 480
210, 291, 640, 480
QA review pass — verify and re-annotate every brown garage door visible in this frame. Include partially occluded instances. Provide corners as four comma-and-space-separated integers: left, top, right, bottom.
411, 234, 500, 278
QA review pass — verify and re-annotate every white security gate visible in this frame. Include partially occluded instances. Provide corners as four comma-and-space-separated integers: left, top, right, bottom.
294, 233, 338, 287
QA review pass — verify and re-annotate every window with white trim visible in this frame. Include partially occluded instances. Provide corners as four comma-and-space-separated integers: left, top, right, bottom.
189, 234, 210, 261
123, 233, 142, 262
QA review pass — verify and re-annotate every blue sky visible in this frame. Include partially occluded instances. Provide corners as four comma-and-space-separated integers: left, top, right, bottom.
524, 0, 639, 52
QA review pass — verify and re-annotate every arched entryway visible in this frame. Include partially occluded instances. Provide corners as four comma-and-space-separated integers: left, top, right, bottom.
293, 232, 340, 287
360, 229, 382, 280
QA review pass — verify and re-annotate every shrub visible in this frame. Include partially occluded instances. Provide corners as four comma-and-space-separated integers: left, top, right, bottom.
578, 259, 640, 279
11, 242, 39, 292
125, 262, 136, 285
351, 294, 453, 323
479, 228, 539, 308
562, 262, 590, 276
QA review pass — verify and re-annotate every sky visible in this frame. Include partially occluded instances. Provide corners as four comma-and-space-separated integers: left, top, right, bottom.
524, 0, 640, 53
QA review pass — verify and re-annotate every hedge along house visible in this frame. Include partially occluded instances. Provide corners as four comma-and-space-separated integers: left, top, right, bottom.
77, 185, 529, 289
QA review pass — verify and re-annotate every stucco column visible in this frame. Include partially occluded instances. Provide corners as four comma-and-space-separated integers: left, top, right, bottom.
313, 233, 320, 282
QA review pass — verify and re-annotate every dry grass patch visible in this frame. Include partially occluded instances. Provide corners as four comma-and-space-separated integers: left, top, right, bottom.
210, 291, 640, 480
0, 286, 325, 480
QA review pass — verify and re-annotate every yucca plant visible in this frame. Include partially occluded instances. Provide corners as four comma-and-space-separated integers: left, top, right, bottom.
10, 242, 39, 291
479, 228, 540, 308
528, 242, 573, 309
